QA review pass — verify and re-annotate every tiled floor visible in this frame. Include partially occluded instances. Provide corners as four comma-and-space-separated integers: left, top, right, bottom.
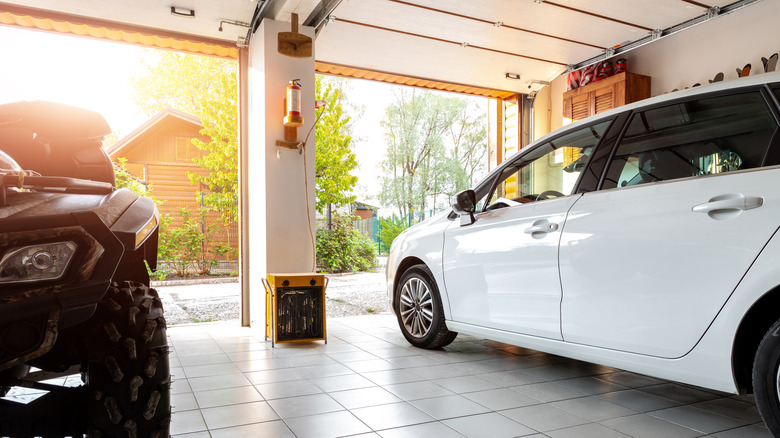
168, 315, 770, 438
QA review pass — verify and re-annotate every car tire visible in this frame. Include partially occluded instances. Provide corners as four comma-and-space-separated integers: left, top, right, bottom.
753, 318, 780, 436
87, 281, 170, 437
395, 264, 457, 349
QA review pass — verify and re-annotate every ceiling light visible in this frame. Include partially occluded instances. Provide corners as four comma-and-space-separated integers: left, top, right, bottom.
170, 6, 195, 17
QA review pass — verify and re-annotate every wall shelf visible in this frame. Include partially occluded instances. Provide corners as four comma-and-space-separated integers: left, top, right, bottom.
563, 72, 651, 122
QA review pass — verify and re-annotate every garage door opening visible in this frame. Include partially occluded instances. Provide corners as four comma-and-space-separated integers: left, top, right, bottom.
1, 25, 242, 324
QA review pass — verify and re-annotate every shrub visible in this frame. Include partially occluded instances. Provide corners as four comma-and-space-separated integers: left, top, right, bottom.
379, 215, 409, 251
157, 209, 205, 276
316, 213, 377, 273
157, 208, 229, 276
353, 235, 378, 272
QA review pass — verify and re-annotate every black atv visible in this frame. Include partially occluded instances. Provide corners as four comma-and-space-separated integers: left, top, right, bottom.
0, 101, 170, 437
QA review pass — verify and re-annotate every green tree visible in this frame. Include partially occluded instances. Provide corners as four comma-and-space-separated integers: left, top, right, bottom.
314, 75, 359, 213
131, 50, 238, 224
379, 88, 485, 218
442, 100, 488, 204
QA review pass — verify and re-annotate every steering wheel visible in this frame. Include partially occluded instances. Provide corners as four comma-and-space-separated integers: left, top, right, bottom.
638, 151, 660, 183
537, 190, 565, 200
485, 197, 521, 211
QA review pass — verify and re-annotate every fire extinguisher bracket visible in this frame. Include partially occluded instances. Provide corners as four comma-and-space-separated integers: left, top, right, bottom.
284, 115, 303, 127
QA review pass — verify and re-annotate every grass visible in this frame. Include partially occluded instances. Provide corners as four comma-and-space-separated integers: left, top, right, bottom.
191, 317, 214, 323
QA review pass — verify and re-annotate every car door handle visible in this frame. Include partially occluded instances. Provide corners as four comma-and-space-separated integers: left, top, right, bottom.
692, 195, 763, 214
524, 222, 559, 235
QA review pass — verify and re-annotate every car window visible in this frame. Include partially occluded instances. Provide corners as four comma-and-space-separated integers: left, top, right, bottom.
484, 121, 610, 211
602, 91, 778, 189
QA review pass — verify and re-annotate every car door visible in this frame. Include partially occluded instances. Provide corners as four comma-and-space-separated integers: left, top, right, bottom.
442, 120, 612, 340
559, 89, 780, 358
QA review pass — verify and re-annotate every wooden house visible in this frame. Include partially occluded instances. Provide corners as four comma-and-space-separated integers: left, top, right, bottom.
107, 108, 238, 267
351, 201, 379, 220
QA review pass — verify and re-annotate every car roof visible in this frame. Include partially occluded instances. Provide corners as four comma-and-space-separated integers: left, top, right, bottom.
538, 70, 780, 147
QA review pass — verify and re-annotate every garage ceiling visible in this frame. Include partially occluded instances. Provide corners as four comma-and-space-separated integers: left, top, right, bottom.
0, 0, 757, 96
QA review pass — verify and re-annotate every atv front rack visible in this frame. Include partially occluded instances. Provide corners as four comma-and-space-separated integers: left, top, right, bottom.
0, 173, 113, 207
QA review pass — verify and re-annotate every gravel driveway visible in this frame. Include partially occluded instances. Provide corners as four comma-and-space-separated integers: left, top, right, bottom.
155, 269, 390, 325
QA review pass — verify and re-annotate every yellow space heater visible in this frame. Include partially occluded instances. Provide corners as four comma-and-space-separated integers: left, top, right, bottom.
263, 273, 327, 347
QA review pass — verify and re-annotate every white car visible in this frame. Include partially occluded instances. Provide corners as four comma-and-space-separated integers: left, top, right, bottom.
387, 71, 780, 433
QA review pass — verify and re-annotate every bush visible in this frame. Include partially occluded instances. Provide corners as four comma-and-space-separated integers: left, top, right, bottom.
157, 208, 229, 276
157, 209, 205, 276
353, 235, 378, 272
379, 215, 409, 251
316, 213, 377, 273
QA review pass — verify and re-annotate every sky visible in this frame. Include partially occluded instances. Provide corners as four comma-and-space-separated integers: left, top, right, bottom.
0, 25, 487, 213
0, 26, 148, 134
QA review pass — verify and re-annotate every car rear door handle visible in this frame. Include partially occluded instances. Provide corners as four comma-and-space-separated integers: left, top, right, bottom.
692, 194, 763, 219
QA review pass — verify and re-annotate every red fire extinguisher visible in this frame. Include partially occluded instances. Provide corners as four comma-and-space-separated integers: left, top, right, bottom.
284, 79, 304, 127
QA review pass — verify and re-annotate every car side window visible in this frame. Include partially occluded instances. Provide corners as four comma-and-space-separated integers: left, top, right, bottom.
484, 121, 610, 211
602, 91, 778, 190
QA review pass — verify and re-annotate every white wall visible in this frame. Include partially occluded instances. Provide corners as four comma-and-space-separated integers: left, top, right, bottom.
627, 0, 780, 96
247, 19, 316, 328
536, 0, 780, 138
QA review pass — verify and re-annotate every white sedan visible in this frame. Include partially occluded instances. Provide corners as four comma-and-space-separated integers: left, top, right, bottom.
387, 71, 780, 434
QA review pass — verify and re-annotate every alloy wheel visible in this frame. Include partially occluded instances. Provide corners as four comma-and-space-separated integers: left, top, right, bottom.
399, 277, 433, 338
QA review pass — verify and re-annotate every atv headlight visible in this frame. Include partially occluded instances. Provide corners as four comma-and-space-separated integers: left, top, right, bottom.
136, 214, 158, 248
0, 241, 77, 284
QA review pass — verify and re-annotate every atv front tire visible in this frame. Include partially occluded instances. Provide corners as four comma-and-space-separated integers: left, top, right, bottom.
87, 281, 170, 437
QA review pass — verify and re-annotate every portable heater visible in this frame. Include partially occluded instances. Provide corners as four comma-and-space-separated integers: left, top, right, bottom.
263, 273, 327, 347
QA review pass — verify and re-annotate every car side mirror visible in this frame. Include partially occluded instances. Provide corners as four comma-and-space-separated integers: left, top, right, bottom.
451, 189, 477, 226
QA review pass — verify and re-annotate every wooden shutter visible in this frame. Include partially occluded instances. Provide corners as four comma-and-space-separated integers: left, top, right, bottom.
594, 87, 614, 114
571, 94, 590, 122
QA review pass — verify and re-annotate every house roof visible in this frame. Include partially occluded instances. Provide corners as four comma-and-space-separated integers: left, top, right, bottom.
107, 107, 202, 157
352, 201, 379, 211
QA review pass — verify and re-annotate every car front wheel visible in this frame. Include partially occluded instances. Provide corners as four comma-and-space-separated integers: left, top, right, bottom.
395, 264, 457, 349
753, 318, 780, 436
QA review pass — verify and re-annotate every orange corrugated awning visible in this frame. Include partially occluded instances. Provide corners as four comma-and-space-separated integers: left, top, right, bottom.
0, 3, 238, 59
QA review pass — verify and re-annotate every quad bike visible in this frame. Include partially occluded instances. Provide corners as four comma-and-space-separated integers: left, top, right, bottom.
0, 101, 170, 437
